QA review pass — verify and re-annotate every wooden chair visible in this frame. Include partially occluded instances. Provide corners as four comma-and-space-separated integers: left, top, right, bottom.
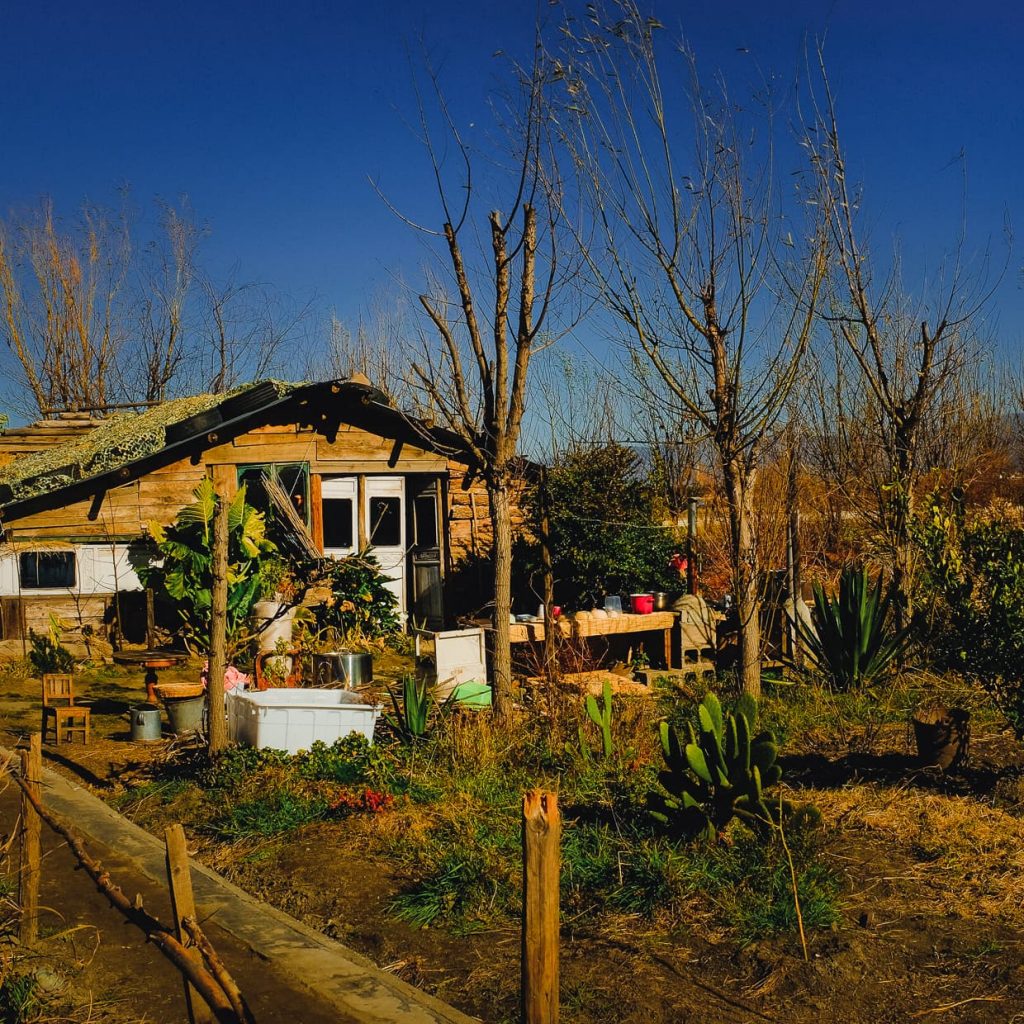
41, 673, 90, 745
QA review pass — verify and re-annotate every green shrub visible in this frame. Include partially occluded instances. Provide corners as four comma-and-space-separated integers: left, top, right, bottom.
212, 791, 329, 840
138, 478, 277, 657
579, 679, 615, 759
292, 552, 400, 639
384, 675, 435, 744
28, 628, 74, 675
795, 566, 914, 691
201, 736, 395, 791
0, 972, 37, 1024
917, 500, 1024, 736
518, 443, 682, 608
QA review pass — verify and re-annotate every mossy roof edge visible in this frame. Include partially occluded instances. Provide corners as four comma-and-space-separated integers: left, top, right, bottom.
0, 380, 299, 501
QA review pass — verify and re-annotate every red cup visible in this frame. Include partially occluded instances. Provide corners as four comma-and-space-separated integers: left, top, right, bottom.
630, 593, 654, 614
551, 606, 562, 619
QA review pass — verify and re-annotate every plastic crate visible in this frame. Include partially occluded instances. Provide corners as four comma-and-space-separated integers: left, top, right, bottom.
227, 689, 381, 754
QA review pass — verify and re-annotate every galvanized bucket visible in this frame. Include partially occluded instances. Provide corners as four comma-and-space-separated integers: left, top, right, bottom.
312, 651, 373, 689
130, 703, 163, 742
165, 695, 206, 735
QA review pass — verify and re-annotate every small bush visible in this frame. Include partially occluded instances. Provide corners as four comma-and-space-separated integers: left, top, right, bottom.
918, 500, 1024, 736
795, 567, 914, 692
391, 852, 489, 928
28, 629, 74, 675
0, 972, 37, 1024
212, 791, 329, 840
201, 736, 400, 840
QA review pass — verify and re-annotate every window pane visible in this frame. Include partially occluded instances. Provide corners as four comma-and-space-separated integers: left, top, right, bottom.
237, 465, 269, 503
275, 464, 309, 525
414, 494, 438, 548
19, 551, 76, 589
369, 496, 401, 547
322, 498, 355, 549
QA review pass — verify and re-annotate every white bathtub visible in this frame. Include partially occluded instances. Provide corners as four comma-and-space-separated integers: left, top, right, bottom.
227, 688, 382, 754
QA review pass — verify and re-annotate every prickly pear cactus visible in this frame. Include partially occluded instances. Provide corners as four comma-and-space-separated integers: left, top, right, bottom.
648, 692, 787, 842
584, 679, 615, 759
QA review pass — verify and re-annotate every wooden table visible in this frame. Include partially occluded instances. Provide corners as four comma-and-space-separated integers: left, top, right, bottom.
112, 650, 188, 702
507, 612, 678, 669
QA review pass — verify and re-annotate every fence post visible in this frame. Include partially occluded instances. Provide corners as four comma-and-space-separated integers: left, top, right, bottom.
165, 824, 215, 1024
522, 789, 559, 1024
18, 733, 41, 946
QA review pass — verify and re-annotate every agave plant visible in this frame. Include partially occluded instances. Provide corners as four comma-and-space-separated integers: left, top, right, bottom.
794, 566, 914, 691
384, 674, 451, 743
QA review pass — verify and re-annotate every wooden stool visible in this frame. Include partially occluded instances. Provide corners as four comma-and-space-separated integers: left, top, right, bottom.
41, 673, 91, 745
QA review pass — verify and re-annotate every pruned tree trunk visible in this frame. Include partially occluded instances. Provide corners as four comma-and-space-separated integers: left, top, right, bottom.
724, 462, 760, 699
490, 480, 515, 720
207, 491, 229, 753
398, 60, 562, 724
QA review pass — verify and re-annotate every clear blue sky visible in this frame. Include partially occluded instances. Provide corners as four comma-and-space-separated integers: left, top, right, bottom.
1, 0, 1022, 346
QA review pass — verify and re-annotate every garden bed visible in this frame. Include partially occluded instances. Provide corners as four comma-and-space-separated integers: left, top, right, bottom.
2, 662, 1024, 1022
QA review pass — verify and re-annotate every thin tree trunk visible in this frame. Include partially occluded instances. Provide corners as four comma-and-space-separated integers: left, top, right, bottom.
725, 463, 761, 700
889, 437, 915, 630
539, 468, 557, 691
489, 480, 514, 720
207, 491, 229, 753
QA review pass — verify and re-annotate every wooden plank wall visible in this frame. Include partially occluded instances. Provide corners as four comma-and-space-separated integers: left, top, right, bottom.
5, 423, 448, 541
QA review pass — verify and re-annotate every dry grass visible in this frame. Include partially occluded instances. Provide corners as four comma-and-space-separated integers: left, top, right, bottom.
812, 782, 1024, 924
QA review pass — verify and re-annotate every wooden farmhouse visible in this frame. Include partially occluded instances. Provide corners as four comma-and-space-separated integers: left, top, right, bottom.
0, 378, 509, 645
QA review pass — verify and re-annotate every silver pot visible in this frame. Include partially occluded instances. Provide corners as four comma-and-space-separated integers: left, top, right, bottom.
312, 651, 373, 689
651, 592, 673, 611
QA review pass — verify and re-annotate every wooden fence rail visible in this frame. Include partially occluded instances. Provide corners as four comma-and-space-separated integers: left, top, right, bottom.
7, 735, 254, 1024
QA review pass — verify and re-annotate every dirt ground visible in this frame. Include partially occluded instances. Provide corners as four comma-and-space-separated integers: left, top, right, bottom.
0, 773, 367, 1024
3, 662, 1024, 1023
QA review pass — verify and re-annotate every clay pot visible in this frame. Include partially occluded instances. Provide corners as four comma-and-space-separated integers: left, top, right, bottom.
912, 704, 970, 770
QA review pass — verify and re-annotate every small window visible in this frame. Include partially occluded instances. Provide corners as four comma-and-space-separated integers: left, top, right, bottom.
237, 462, 310, 525
323, 497, 355, 550
369, 496, 401, 547
19, 551, 76, 589
414, 494, 438, 549
276, 463, 309, 523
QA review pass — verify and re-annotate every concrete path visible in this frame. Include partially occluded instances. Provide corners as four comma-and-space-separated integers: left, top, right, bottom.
15, 753, 478, 1024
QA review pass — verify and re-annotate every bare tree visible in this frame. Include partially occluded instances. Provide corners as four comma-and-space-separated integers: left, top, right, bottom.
802, 48, 998, 620
387, 56, 565, 718
134, 200, 203, 402
555, 4, 826, 697
0, 198, 131, 416
307, 300, 415, 403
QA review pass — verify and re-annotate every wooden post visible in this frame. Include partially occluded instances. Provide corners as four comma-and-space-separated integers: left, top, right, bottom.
207, 476, 230, 753
165, 824, 215, 1024
18, 733, 41, 946
522, 789, 559, 1024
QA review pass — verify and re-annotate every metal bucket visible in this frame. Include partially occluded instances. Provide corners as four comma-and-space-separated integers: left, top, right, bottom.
312, 651, 373, 689
130, 703, 163, 742
164, 695, 206, 735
